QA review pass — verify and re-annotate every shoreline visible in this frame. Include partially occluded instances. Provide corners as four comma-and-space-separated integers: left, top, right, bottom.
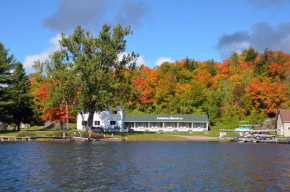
0, 135, 221, 142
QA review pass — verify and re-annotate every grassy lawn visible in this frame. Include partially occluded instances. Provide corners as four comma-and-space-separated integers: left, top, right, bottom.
0, 131, 19, 136
112, 132, 187, 141
112, 131, 221, 141
2, 126, 288, 141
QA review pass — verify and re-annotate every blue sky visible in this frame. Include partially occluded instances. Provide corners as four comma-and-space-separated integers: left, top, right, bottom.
1, 0, 290, 72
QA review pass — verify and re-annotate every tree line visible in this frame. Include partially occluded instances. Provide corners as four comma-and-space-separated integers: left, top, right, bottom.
0, 43, 32, 130
1, 25, 290, 131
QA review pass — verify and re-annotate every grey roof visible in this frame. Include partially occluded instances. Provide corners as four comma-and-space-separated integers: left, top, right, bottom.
125, 114, 208, 122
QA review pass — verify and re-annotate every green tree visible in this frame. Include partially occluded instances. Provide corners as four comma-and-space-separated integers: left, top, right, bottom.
0, 43, 15, 122
229, 52, 239, 67
203, 90, 223, 125
9, 63, 33, 130
184, 57, 197, 71
206, 59, 216, 76
243, 47, 258, 63
254, 48, 270, 76
46, 25, 137, 132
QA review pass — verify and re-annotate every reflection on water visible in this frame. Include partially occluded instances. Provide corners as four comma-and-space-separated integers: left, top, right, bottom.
0, 141, 289, 191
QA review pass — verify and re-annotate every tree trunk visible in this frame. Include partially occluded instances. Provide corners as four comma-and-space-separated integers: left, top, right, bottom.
17, 122, 20, 131
87, 111, 94, 132
60, 121, 63, 129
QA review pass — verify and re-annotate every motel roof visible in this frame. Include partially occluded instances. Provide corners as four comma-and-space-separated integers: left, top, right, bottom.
125, 114, 208, 122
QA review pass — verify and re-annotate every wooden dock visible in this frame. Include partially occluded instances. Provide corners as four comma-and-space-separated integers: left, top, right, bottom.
229, 137, 290, 144
0, 136, 70, 142
0, 136, 31, 142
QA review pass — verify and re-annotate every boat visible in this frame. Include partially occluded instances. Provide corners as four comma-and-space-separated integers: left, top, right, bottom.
70, 136, 92, 142
234, 121, 252, 131
100, 137, 122, 142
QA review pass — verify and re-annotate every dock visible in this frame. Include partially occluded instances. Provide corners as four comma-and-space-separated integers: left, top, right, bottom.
0, 136, 32, 142
229, 137, 290, 144
0, 136, 71, 142
0, 136, 124, 142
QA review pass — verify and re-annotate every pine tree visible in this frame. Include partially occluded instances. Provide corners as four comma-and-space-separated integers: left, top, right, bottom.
0, 42, 15, 123
9, 63, 33, 130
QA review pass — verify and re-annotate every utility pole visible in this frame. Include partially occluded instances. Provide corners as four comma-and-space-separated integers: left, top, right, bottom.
66, 101, 68, 130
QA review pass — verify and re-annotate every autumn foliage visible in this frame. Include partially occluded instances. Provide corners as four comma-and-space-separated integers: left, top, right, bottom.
36, 82, 75, 124
31, 48, 290, 125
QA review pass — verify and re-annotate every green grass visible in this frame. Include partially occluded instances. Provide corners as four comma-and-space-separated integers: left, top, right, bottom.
112, 132, 187, 141
3, 127, 285, 140
0, 129, 80, 137
0, 131, 19, 136
112, 131, 221, 141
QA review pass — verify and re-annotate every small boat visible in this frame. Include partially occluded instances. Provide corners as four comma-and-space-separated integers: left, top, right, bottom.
100, 137, 122, 142
70, 136, 92, 142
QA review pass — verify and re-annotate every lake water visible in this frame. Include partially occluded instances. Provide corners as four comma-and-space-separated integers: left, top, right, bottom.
0, 141, 290, 191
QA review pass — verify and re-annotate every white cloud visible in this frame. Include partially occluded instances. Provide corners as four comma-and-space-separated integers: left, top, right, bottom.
155, 57, 172, 66
118, 52, 146, 67
23, 34, 61, 71
136, 55, 146, 66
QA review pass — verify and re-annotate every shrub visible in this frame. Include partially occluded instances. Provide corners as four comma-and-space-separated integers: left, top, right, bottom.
46, 131, 63, 137
17, 131, 37, 137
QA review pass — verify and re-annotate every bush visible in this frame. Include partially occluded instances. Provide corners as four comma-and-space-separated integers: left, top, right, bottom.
46, 131, 63, 137
17, 131, 37, 137
82, 132, 103, 138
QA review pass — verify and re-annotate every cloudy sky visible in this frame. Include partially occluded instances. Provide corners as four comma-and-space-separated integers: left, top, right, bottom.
1, 0, 290, 72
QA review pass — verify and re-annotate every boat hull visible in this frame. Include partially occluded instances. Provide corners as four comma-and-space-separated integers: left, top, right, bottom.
71, 137, 92, 142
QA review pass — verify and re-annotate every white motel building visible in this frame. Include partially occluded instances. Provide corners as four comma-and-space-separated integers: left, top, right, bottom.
77, 108, 209, 132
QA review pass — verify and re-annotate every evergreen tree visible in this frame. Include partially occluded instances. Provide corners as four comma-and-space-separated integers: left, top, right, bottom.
244, 47, 258, 63
206, 59, 216, 76
184, 57, 197, 71
254, 48, 270, 76
0, 42, 15, 122
9, 63, 33, 130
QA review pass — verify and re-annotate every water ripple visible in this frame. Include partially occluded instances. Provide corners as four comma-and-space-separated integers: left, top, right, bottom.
0, 142, 290, 191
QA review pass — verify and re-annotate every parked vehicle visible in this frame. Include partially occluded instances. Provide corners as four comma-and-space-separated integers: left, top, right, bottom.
254, 132, 275, 140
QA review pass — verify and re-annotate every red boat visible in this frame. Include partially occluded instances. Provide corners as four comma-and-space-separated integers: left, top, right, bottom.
71, 137, 92, 142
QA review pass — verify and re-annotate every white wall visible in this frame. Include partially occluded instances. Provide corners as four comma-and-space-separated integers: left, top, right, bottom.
77, 113, 88, 131
277, 114, 283, 135
77, 109, 125, 131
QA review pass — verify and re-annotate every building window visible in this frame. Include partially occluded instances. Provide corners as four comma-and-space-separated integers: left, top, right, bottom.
95, 121, 100, 125
288, 127, 290, 130
165, 122, 173, 128
136, 122, 147, 128
180, 122, 187, 128
110, 121, 116, 125
82, 121, 87, 125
